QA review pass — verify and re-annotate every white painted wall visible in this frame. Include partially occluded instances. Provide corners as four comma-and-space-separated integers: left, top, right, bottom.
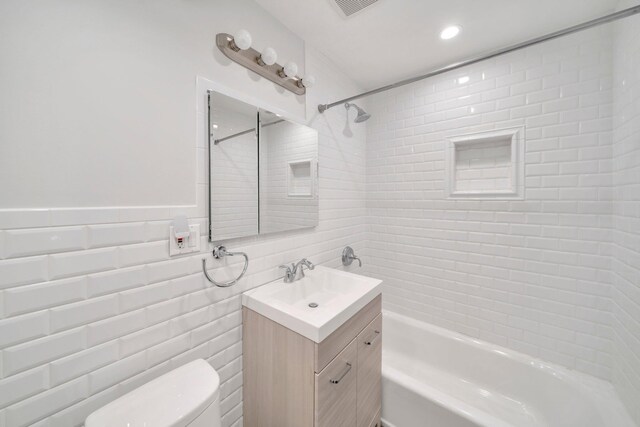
0, 0, 304, 208
612, 11, 640, 425
364, 25, 616, 380
0, 1, 366, 426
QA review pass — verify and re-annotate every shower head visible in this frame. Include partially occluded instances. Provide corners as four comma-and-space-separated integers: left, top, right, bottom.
345, 102, 371, 123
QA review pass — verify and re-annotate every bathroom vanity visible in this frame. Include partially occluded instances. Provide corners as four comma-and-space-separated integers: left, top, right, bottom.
242, 266, 382, 427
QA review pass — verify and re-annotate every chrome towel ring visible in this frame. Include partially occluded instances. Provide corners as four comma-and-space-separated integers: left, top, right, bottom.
202, 245, 249, 287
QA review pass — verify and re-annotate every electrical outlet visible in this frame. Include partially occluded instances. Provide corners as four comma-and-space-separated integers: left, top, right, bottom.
169, 223, 201, 256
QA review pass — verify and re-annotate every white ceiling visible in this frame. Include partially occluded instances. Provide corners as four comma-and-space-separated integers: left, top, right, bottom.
256, 0, 621, 90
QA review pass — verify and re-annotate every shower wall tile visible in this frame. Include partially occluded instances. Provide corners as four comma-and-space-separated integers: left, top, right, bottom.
0, 45, 367, 427
612, 11, 640, 425
365, 25, 615, 380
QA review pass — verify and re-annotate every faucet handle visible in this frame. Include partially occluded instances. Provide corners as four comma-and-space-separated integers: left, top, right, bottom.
279, 264, 295, 283
279, 264, 293, 273
300, 258, 315, 271
342, 246, 362, 267
297, 258, 315, 279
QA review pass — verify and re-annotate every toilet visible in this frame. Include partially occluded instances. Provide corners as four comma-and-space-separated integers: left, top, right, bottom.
85, 359, 221, 427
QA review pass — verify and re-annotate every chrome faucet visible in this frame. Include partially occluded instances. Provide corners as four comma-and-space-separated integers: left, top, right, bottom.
279, 258, 315, 283
293, 258, 315, 279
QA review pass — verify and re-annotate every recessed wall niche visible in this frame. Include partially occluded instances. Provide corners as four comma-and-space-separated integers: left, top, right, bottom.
287, 159, 314, 197
445, 127, 525, 199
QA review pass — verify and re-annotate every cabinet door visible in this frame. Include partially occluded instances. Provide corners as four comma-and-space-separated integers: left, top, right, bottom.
368, 409, 381, 427
357, 314, 382, 427
315, 339, 357, 427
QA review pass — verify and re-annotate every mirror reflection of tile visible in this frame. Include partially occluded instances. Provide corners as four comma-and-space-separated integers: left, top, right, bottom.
208, 90, 319, 241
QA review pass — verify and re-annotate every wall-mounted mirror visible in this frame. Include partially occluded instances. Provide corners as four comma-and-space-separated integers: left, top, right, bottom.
208, 91, 259, 241
208, 91, 318, 241
258, 110, 319, 234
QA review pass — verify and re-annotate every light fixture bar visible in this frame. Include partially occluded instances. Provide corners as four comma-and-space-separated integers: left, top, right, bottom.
318, 5, 640, 113
216, 33, 306, 95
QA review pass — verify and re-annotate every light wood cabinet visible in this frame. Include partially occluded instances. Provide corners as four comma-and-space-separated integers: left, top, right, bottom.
243, 295, 382, 427
315, 340, 357, 427
357, 314, 382, 427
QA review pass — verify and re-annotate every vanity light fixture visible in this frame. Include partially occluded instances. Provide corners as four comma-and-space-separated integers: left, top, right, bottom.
216, 32, 314, 96
258, 47, 278, 66
298, 74, 316, 88
278, 61, 298, 78
440, 25, 461, 40
230, 29, 252, 51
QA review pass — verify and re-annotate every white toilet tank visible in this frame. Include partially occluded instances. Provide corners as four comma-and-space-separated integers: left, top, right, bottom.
85, 359, 221, 427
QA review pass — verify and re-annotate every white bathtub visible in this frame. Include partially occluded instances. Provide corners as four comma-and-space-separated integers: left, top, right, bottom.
381, 311, 634, 427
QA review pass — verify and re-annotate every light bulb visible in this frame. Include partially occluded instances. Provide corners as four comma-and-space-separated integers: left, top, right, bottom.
440, 25, 461, 40
233, 29, 252, 50
259, 47, 278, 66
302, 75, 316, 88
283, 61, 298, 78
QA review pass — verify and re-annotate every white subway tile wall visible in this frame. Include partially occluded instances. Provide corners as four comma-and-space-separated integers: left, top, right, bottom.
0, 46, 367, 426
210, 106, 259, 240
260, 121, 319, 233
365, 26, 616, 379
612, 12, 640, 426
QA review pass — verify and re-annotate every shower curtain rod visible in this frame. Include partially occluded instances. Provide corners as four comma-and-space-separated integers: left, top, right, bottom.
213, 119, 284, 145
317, 4, 640, 113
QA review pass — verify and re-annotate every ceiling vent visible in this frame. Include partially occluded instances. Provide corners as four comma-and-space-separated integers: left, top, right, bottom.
331, 0, 379, 17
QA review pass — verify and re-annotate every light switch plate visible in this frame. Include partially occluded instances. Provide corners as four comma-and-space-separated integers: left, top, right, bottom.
169, 224, 201, 256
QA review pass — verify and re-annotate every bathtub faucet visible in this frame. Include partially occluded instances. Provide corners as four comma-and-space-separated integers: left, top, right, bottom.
342, 246, 362, 267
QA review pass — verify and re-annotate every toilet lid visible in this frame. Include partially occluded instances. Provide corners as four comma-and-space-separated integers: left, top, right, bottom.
85, 359, 220, 427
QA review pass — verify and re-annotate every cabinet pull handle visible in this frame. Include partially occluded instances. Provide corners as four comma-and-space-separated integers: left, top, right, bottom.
330, 362, 352, 384
364, 330, 380, 346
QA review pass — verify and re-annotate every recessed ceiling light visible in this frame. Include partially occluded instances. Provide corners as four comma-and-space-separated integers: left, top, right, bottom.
212, 124, 218, 129
440, 25, 461, 40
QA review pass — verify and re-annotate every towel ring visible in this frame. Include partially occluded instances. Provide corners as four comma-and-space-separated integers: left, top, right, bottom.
202, 245, 249, 287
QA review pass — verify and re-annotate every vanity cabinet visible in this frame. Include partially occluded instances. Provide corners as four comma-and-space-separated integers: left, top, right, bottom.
243, 295, 382, 427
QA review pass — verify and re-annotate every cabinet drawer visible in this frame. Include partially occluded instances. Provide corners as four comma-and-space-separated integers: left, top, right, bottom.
315, 339, 357, 427
357, 314, 382, 427
315, 295, 381, 373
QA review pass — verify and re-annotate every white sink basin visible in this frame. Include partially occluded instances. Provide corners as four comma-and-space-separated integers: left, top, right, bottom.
242, 266, 382, 343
